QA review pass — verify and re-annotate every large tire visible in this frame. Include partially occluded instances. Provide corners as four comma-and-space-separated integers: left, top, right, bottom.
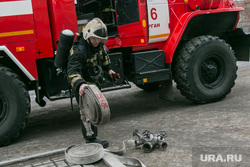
0, 65, 30, 146
173, 35, 237, 103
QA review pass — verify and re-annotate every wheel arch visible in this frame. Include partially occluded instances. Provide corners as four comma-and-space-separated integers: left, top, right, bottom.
0, 46, 36, 89
180, 12, 239, 41
163, 9, 243, 64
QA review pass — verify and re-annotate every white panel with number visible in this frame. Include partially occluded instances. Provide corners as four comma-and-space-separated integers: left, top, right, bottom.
147, 0, 170, 43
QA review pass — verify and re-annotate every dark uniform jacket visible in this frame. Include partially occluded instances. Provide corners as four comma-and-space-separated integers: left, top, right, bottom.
67, 36, 111, 95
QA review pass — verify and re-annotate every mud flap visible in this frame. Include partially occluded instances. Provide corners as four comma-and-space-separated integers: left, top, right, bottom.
224, 28, 250, 61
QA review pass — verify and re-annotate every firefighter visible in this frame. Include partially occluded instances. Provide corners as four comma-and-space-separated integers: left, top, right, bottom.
67, 18, 119, 148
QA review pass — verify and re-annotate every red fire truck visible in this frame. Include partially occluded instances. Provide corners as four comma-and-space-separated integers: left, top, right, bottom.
0, 0, 249, 146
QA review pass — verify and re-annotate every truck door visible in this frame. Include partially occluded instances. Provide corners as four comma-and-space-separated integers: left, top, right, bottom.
0, 0, 36, 44
147, 0, 170, 43
116, 0, 148, 47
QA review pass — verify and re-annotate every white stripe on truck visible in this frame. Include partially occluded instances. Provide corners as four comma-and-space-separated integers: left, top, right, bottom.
0, 0, 33, 17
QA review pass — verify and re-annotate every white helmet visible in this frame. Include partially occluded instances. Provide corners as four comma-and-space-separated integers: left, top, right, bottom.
83, 18, 108, 43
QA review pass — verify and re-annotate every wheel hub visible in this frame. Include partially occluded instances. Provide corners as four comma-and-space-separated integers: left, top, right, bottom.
0, 92, 8, 124
203, 61, 218, 79
201, 57, 224, 88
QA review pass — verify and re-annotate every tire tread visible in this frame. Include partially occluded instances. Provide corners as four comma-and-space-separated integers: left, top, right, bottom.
0, 64, 30, 146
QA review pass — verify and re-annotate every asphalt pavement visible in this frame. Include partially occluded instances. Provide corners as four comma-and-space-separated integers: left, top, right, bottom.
0, 62, 250, 167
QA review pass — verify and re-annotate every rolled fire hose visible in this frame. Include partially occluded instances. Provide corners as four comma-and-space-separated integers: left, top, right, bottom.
65, 140, 146, 167
79, 85, 110, 125
65, 144, 104, 165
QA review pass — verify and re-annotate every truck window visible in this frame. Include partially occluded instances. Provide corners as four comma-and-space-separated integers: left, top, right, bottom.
116, 0, 140, 25
75, 0, 117, 36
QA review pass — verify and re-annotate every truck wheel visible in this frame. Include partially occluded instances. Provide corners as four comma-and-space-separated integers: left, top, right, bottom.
0, 65, 30, 146
173, 35, 237, 103
136, 83, 159, 91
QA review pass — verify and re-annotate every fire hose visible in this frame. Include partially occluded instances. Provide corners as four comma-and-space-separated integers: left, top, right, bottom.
65, 141, 146, 167
79, 85, 110, 125
65, 131, 168, 166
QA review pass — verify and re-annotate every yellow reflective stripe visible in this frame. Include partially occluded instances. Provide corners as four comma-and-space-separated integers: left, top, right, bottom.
69, 74, 82, 78
87, 62, 97, 67
149, 33, 170, 39
103, 58, 111, 66
105, 55, 110, 60
0, 30, 34, 37
70, 48, 74, 56
86, 82, 93, 84
71, 76, 83, 87
103, 61, 109, 66
86, 55, 97, 63
103, 55, 111, 65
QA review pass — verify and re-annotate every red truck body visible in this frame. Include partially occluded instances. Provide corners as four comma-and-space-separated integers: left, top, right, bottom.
0, 0, 249, 146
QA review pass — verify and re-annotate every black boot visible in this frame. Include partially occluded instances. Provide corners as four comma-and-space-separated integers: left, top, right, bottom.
81, 122, 109, 148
